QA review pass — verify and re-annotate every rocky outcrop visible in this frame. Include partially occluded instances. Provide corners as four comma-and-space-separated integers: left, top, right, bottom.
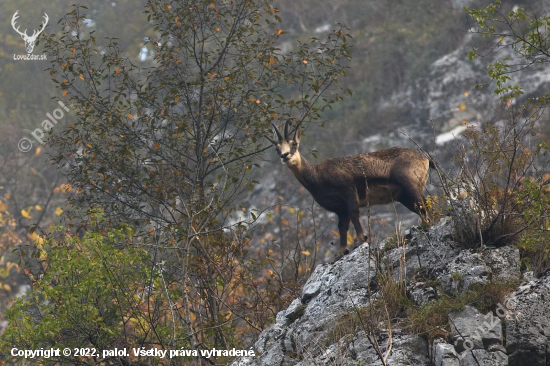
231, 217, 550, 366
505, 272, 550, 366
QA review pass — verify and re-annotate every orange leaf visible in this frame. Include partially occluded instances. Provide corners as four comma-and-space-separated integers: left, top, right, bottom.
62, 90, 68, 97
115, 67, 121, 74
79, 74, 84, 80
154, 143, 160, 149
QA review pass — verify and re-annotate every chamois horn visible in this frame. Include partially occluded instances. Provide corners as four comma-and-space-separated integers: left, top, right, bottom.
284, 118, 292, 139
271, 122, 283, 141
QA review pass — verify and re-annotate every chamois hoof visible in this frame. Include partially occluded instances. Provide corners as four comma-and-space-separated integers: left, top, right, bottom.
332, 247, 350, 263
353, 235, 368, 249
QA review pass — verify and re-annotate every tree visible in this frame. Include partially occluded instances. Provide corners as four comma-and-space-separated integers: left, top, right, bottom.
2, 0, 351, 363
465, 0, 550, 103
1, 214, 161, 366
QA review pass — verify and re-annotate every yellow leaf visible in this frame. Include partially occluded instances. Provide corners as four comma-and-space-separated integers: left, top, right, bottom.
35, 205, 42, 211
175, 96, 180, 103
458, 103, 466, 111
4, 194, 10, 199
3, 284, 11, 292
21, 209, 32, 219
301, 250, 310, 256
55, 207, 63, 216
463, 90, 469, 97
31, 232, 44, 245
0, 201, 7, 213
35, 146, 42, 155
62, 183, 73, 192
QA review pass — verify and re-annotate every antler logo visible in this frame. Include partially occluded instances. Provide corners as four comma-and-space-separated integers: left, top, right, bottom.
11, 11, 48, 54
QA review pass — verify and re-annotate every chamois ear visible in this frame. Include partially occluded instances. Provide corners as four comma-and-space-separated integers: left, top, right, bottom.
293, 123, 301, 144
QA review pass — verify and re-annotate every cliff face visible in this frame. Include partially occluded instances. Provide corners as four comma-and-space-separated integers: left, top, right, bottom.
231, 217, 550, 366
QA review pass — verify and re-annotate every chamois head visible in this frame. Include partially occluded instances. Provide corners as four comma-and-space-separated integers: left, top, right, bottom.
265, 119, 302, 168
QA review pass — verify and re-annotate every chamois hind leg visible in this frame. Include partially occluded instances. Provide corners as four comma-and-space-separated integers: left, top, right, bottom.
350, 208, 368, 248
335, 214, 350, 261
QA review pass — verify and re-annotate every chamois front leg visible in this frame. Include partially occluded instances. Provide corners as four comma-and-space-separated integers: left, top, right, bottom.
335, 214, 350, 261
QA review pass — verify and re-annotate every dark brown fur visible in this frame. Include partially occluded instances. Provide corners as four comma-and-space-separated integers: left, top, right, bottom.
266, 120, 431, 258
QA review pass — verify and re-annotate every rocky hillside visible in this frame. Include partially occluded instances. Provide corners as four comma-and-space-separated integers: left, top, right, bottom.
230, 216, 550, 366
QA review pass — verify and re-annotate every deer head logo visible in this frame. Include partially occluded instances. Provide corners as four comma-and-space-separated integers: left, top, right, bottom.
11, 11, 48, 54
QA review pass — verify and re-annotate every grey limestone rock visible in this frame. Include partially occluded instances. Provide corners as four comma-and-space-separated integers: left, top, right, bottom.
504, 272, 550, 366
448, 305, 503, 352
433, 340, 460, 366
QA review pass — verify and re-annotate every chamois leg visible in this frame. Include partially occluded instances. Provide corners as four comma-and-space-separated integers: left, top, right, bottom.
335, 214, 350, 260
350, 208, 368, 248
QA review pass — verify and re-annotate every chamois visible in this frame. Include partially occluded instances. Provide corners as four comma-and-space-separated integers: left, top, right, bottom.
265, 119, 431, 259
